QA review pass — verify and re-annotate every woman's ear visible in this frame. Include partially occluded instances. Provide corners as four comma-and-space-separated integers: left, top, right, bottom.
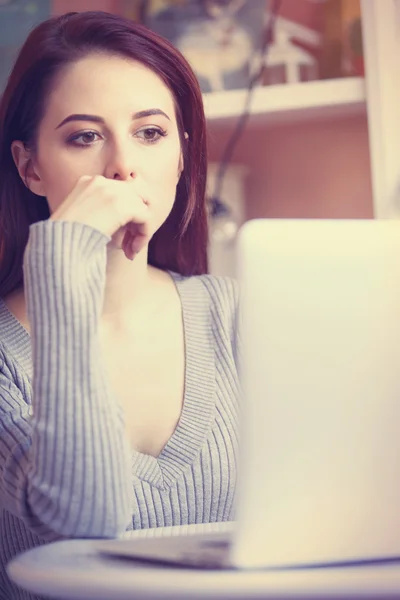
11, 141, 45, 196
178, 132, 189, 176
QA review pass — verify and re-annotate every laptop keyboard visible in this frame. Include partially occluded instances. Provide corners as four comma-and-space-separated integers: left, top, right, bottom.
98, 533, 233, 569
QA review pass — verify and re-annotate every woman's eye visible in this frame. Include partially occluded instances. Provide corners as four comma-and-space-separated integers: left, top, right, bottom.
68, 131, 100, 146
136, 127, 167, 144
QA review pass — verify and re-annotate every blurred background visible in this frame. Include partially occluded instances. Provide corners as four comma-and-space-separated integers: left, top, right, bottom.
0, 0, 376, 276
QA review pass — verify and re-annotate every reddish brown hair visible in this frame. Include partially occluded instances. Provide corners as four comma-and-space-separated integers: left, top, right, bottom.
0, 11, 208, 298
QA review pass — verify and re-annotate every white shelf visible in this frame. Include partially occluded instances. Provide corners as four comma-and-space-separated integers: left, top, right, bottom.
203, 77, 367, 124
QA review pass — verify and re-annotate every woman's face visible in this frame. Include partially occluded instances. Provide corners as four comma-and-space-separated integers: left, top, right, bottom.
19, 53, 183, 245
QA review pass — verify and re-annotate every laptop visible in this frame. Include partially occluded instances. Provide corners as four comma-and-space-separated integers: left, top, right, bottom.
98, 219, 400, 570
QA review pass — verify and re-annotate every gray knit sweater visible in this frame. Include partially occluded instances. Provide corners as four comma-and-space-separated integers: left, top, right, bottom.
0, 221, 240, 600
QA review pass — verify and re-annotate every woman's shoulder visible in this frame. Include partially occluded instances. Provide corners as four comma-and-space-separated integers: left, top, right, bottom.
170, 271, 239, 311
0, 295, 33, 385
169, 272, 240, 344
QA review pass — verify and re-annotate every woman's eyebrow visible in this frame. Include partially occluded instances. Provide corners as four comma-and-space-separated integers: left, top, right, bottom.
133, 108, 170, 121
55, 108, 171, 129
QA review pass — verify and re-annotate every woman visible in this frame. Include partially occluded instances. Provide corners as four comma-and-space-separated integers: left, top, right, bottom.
0, 10, 240, 599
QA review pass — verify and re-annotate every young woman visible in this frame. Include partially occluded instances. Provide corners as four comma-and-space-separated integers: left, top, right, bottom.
0, 10, 240, 599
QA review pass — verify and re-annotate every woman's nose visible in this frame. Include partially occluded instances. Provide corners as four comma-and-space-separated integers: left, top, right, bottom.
112, 171, 135, 180
105, 142, 136, 181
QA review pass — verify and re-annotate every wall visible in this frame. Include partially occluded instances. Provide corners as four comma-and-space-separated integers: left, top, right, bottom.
52, 0, 121, 14
208, 113, 373, 221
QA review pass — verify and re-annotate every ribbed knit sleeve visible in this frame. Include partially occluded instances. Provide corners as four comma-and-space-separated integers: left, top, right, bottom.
0, 220, 133, 541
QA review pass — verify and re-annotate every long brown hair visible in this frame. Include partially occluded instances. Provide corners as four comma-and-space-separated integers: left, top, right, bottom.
0, 11, 208, 298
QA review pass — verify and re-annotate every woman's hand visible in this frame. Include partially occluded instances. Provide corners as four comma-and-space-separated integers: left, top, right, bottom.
50, 175, 150, 259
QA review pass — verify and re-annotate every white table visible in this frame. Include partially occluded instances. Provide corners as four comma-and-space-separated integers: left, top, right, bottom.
7, 522, 400, 600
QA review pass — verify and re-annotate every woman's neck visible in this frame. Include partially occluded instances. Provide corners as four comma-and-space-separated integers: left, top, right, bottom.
101, 245, 174, 335
102, 245, 152, 320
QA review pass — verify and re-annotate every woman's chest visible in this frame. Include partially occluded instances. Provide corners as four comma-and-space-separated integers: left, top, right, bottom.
99, 317, 185, 457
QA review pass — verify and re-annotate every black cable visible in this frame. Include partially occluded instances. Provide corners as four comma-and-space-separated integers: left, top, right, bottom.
209, 0, 283, 217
